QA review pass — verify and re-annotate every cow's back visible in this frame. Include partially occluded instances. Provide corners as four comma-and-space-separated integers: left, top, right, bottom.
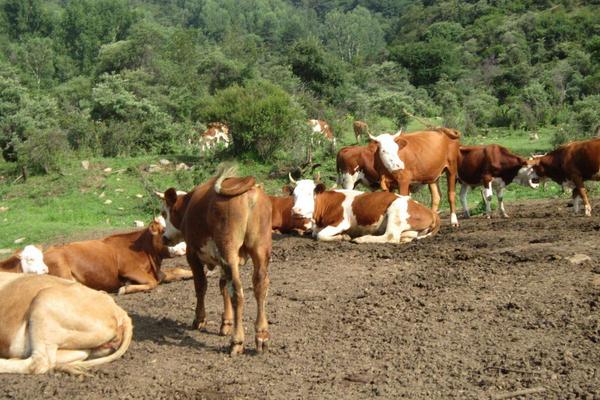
564, 138, 600, 179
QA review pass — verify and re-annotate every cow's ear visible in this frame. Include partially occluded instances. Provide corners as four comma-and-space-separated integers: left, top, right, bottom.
164, 188, 178, 207
395, 138, 408, 151
282, 185, 293, 195
315, 183, 326, 194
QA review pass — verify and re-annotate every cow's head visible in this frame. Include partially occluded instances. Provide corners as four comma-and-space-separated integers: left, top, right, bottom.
152, 215, 187, 257
289, 174, 326, 221
369, 131, 405, 171
156, 188, 187, 245
19, 245, 48, 274
514, 156, 544, 189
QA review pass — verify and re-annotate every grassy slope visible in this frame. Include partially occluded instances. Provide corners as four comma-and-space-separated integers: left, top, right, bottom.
0, 125, 596, 250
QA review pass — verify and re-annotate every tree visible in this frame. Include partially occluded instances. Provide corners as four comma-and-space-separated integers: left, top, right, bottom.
14, 37, 56, 90
2, 0, 47, 40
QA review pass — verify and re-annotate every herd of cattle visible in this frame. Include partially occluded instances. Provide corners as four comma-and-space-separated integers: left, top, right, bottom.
0, 121, 599, 375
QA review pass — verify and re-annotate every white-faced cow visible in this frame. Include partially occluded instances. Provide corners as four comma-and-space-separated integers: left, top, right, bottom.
458, 144, 539, 218
0, 272, 132, 374
289, 177, 439, 243
369, 128, 462, 226
41, 217, 191, 295
525, 137, 600, 216
0, 245, 48, 274
199, 122, 230, 152
159, 165, 272, 355
353, 120, 369, 143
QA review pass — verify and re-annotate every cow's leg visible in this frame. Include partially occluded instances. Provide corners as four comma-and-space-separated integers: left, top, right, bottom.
187, 251, 208, 331
222, 256, 245, 356
429, 182, 441, 213
55, 350, 91, 365
460, 183, 470, 218
353, 198, 411, 244
249, 245, 271, 353
447, 171, 459, 227
480, 179, 494, 218
219, 270, 234, 336
160, 267, 194, 282
117, 269, 159, 295
493, 179, 509, 218
573, 179, 591, 216
315, 223, 351, 241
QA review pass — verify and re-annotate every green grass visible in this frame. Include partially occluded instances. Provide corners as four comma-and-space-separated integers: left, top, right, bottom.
0, 123, 595, 250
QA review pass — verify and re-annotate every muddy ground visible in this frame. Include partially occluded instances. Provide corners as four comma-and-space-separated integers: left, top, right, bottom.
1, 198, 599, 399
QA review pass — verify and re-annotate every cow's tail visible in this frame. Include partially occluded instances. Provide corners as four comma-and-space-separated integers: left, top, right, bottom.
436, 127, 461, 140
56, 310, 133, 374
418, 209, 441, 240
214, 162, 256, 196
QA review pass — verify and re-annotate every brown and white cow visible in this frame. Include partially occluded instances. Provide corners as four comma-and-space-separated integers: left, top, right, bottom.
458, 144, 538, 218
369, 128, 461, 226
0, 245, 48, 274
42, 217, 191, 295
159, 166, 272, 355
308, 119, 336, 147
269, 191, 310, 235
353, 120, 369, 143
336, 141, 381, 190
199, 122, 230, 152
525, 137, 600, 216
289, 178, 440, 243
0, 272, 132, 374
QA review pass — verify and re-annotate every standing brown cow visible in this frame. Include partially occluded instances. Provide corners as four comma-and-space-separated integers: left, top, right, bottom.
369, 128, 462, 226
353, 120, 369, 143
159, 165, 272, 355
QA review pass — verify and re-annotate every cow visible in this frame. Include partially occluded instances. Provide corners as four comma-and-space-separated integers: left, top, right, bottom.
336, 141, 381, 190
289, 177, 440, 244
158, 165, 272, 355
353, 120, 369, 143
0, 272, 132, 374
0, 245, 48, 274
42, 217, 192, 295
199, 122, 230, 152
458, 144, 539, 218
308, 119, 336, 147
524, 137, 600, 216
368, 128, 462, 226
269, 191, 310, 235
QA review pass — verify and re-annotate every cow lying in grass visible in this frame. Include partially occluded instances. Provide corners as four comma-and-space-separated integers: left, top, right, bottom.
289, 177, 440, 244
0, 245, 48, 274
42, 217, 191, 294
0, 272, 132, 374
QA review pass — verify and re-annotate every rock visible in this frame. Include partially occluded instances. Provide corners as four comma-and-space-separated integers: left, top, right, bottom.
146, 164, 162, 173
0, 248, 13, 255
567, 254, 592, 265
0, 206, 8, 212
14, 237, 26, 244
103, 167, 112, 173
99, 192, 106, 198
133, 220, 145, 228
135, 194, 143, 198
176, 162, 190, 171
115, 188, 124, 192
81, 160, 90, 170
159, 159, 171, 166
104, 199, 112, 205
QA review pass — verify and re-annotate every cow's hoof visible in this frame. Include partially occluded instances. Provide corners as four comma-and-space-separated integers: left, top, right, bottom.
255, 331, 270, 353
192, 319, 208, 332
117, 286, 128, 296
219, 321, 233, 336
229, 343, 244, 356
485, 215, 491, 219
462, 213, 470, 219
501, 214, 509, 219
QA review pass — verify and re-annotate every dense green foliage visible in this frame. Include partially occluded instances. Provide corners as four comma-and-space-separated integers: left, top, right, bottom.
0, 0, 598, 175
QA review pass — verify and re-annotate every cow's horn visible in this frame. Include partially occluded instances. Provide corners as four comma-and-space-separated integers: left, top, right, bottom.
288, 172, 297, 184
368, 133, 378, 141
314, 171, 321, 183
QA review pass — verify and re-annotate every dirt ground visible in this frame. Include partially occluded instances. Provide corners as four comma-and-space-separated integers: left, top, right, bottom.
1, 198, 599, 399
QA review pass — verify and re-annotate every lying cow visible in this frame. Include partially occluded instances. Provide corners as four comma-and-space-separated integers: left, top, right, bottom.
458, 144, 539, 218
269, 191, 310, 235
0, 272, 132, 374
525, 137, 600, 216
159, 165, 272, 355
369, 128, 462, 226
289, 177, 440, 243
0, 245, 48, 274
43, 217, 191, 294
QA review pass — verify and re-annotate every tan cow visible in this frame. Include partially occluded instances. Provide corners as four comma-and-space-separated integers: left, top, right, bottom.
289, 177, 440, 243
159, 165, 272, 355
369, 128, 461, 226
42, 218, 191, 295
352, 120, 369, 143
0, 272, 132, 374
525, 137, 600, 216
199, 122, 230, 152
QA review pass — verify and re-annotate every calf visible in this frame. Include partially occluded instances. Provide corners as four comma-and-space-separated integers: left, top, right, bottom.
525, 137, 600, 216
458, 144, 538, 218
199, 122, 230, 152
353, 120, 369, 143
0, 272, 132, 374
159, 165, 272, 355
369, 128, 461, 226
0, 245, 48, 274
42, 218, 191, 294
289, 178, 440, 243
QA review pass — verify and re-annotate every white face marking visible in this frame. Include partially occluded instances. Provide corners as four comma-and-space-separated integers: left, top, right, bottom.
168, 241, 187, 257
161, 204, 183, 243
20, 245, 48, 274
371, 133, 404, 172
339, 171, 359, 189
291, 180, 317, 220
155, 215, 166, 228
515, 166, 539, 188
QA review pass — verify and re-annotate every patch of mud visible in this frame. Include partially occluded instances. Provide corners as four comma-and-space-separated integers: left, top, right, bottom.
1, 198, 599, 399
